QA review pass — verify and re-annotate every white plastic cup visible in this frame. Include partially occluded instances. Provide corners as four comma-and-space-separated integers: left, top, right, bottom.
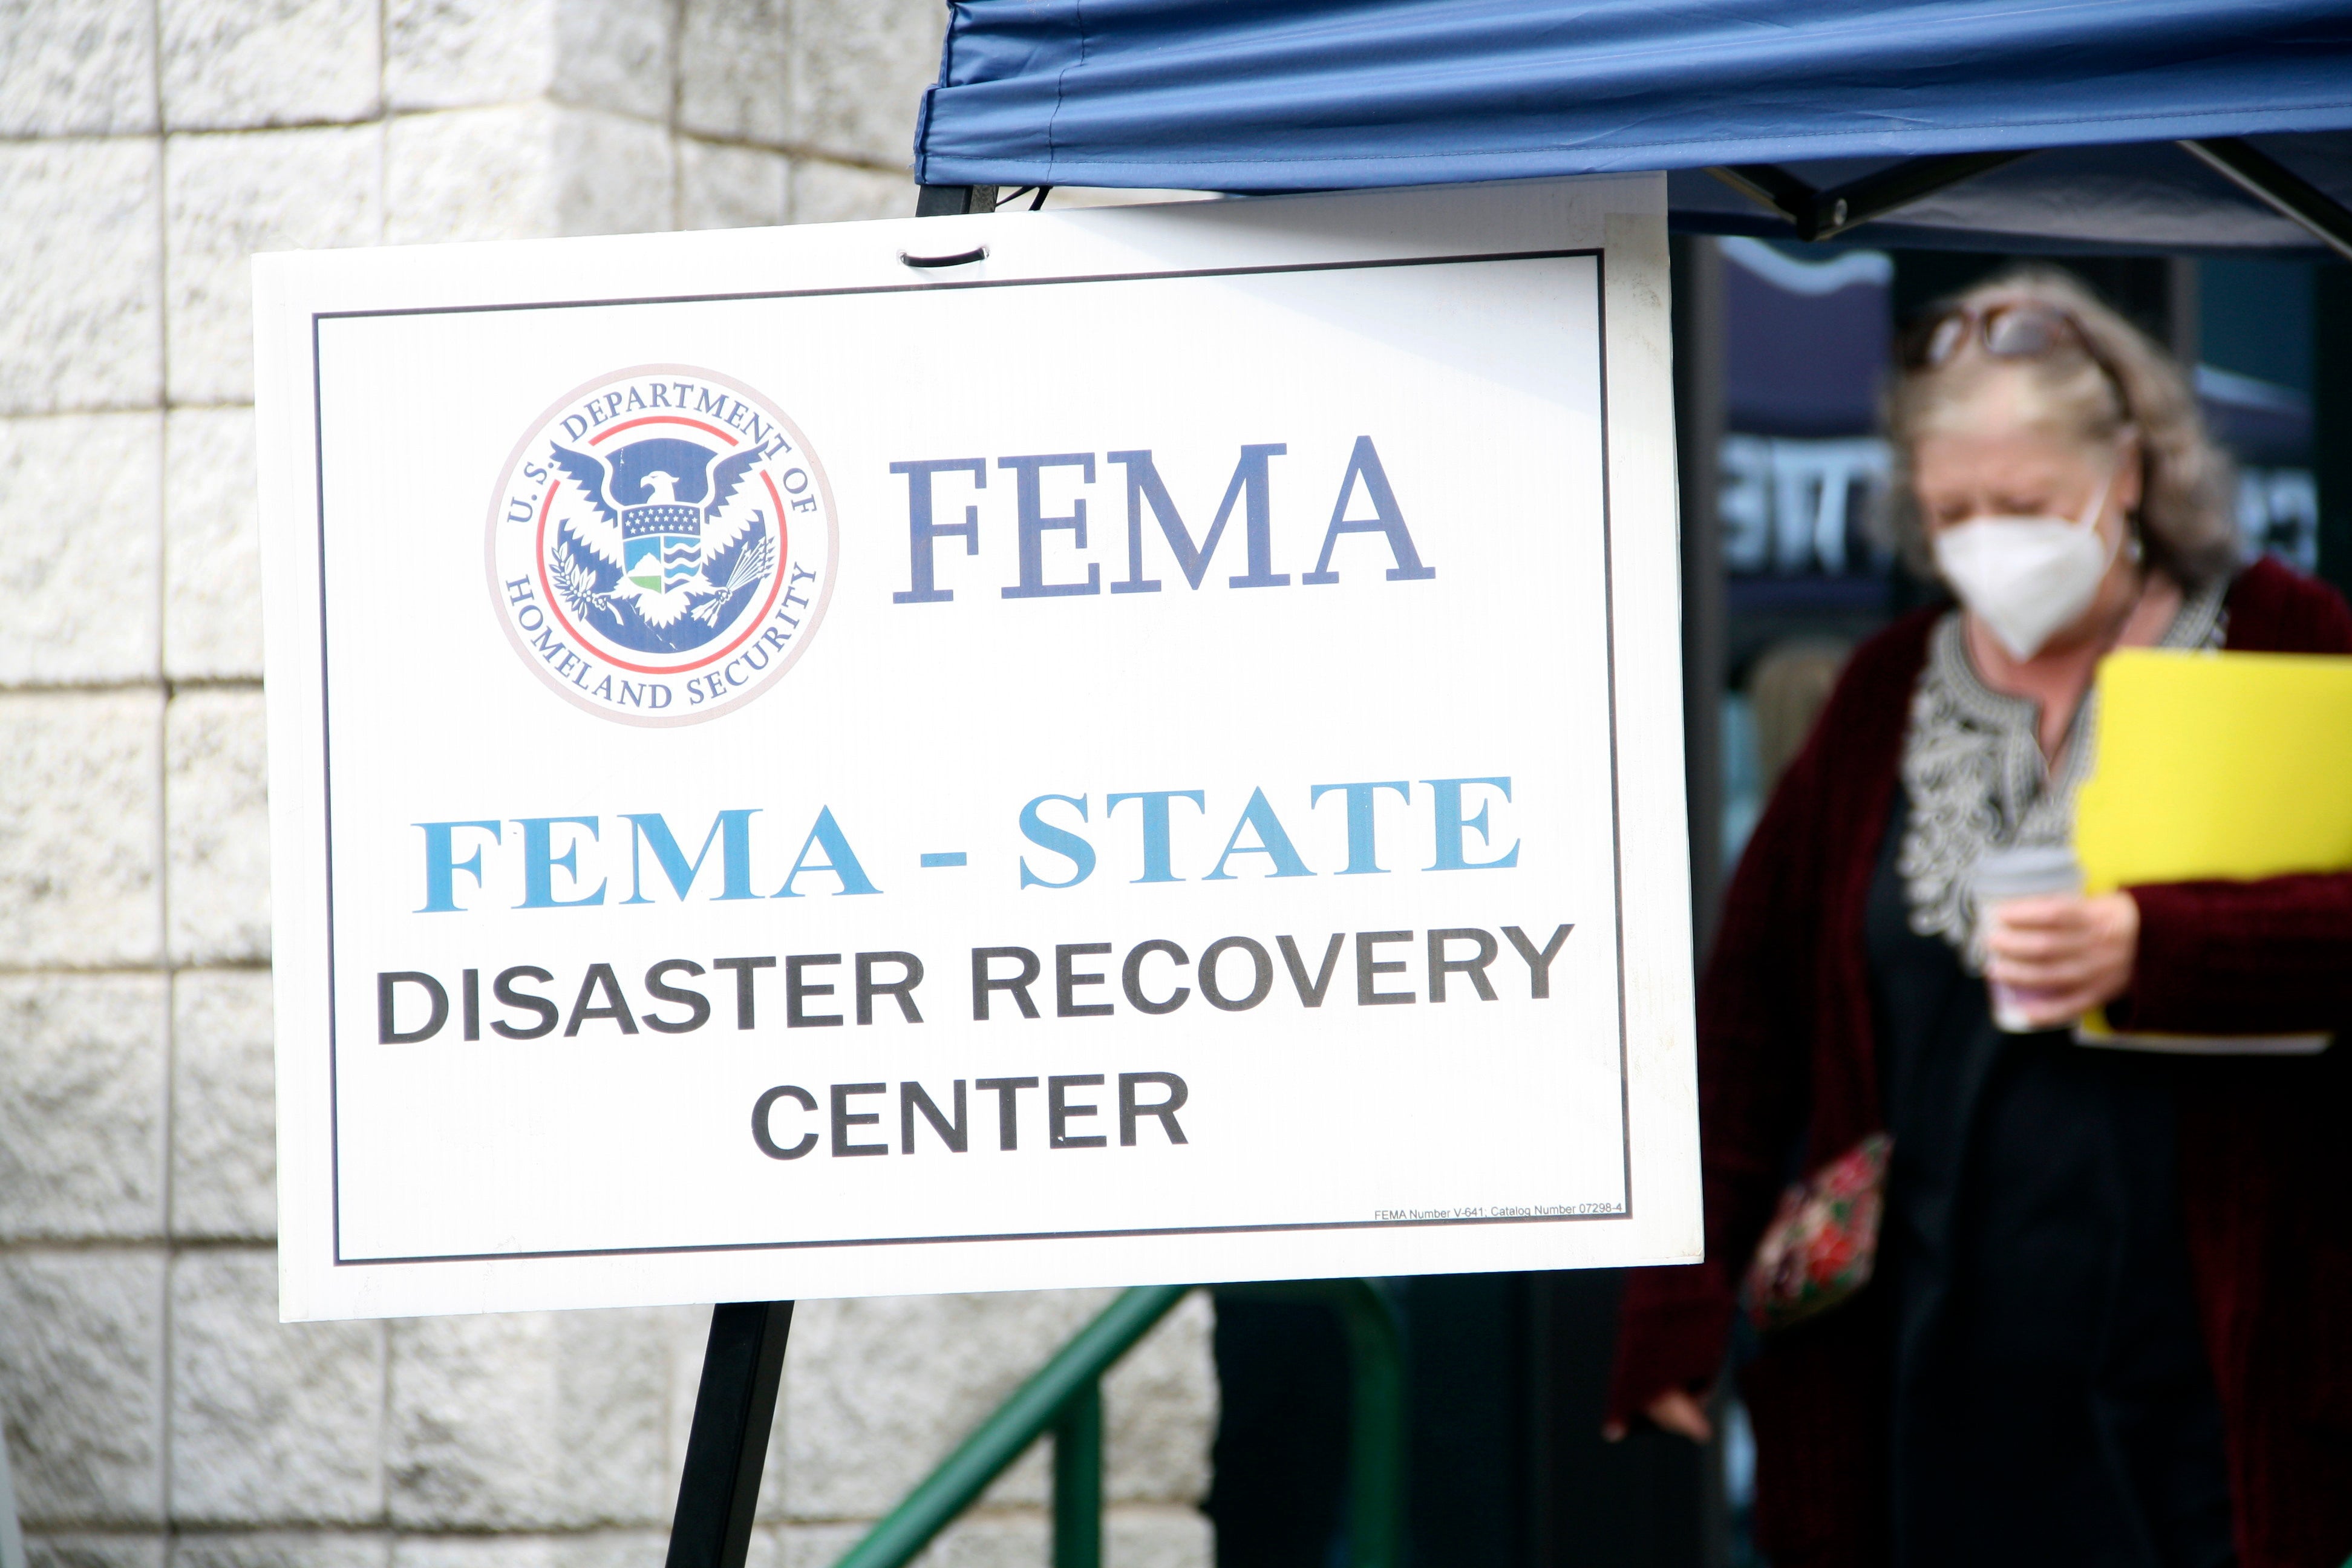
1970, 843, 2085, 1032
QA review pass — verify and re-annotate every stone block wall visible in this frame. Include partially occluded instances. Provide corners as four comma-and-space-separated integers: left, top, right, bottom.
0, 4, 1218, 1566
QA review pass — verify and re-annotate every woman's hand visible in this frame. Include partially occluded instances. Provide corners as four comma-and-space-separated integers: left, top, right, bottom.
1602, 1388, 1714, 1444
1982, 890, 2139, 1026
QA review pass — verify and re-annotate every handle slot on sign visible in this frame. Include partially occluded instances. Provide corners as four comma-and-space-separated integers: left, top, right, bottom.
900, 245, 988, 270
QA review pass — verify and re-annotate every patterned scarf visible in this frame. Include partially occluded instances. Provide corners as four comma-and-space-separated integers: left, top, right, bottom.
1897, 575, 2229, 969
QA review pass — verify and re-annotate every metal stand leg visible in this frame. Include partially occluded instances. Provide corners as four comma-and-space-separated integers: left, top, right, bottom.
666, 1301, 796, 1568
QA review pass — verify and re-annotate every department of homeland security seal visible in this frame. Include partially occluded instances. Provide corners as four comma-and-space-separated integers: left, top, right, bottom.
485, 365, 836, 725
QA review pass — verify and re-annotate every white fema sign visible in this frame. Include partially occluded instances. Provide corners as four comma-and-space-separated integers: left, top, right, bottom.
255, 175, 1700, 1321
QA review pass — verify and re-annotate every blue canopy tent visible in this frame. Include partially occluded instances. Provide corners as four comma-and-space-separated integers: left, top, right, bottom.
906, 9, 2352, 1562
910, 0, 2352, 256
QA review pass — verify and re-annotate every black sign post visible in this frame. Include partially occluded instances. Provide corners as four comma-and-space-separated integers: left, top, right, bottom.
665, 1301, 796, 1568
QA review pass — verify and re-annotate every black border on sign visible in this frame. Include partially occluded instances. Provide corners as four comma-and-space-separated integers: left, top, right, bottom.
312, 245, 1633, 1268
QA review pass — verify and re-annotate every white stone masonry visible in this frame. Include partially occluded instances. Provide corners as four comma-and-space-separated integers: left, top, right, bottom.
0, 3, 1218, 1566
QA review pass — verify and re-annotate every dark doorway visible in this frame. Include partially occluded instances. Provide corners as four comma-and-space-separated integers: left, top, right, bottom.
1207, 1273, 1708, 1567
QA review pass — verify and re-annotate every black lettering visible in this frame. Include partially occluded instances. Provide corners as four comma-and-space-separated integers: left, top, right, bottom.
491, 966, 559, 1039
564, 962, 640, 1036
1428, 928, 1500, 1002
975, 1076, 1039, 1149
1119, 1072, 1190, 1146
901, 1080, 969, 1153
1049, 1074, 1106, 1149
1503, 924, 1575, 998
972, 946, 1042, 1020
1199, 936, 1273, 1011
1356, 931, 1414, 1005
753, 1085, 817, 1158
461, 968, 480, 1040
1121, 939, 1190, 1014
786, 953, 843, 1027
1277, 933, 1345, 1007
711, 955, 776, 1028
1056, 941, 1114, 1018
642, 959, 711, 1033
831, 1082, 887, 1156
377, 972, 448, 1044
856, 951, 924, 1024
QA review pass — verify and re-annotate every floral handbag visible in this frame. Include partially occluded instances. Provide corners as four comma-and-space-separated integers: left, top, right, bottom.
1739, 1132, 1892, 1333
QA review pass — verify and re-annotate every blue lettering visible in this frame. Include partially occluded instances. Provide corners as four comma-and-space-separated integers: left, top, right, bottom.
1203, 788, 1313, 880
1105, 790, 1204, 883
890, 458, 985, 604
1303, 436, 1436, 584
1107, 445, 1288, 592
1018, 794, 1096, 889
622, 809, 760, 903
773, 808, 880, 897
1425, 777, 1519, 871
998, 452, 1100, 599
515, 816, 607, 907
416, 820, 501, 913
1310, 781, 1411, 874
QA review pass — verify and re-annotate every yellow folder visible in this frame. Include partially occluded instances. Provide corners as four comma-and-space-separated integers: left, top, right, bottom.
2072, 648, 2352, 1052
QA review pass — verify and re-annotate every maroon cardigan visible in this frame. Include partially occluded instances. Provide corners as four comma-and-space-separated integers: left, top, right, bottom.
1609, 557, 2352, 1568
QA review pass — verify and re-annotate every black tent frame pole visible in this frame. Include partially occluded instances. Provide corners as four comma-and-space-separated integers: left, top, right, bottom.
1710, 140, 2352, 260
665, 1301, 797, 1568
1673, 234, 1728, 956
2179, 139, 2352, 263
1707, 151, 2033, 241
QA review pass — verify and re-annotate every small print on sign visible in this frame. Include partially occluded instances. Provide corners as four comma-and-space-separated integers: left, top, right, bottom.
485, 365, 837, 725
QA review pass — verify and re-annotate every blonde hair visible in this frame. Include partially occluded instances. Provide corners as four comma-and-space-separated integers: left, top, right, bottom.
1881, 267, 2239, 588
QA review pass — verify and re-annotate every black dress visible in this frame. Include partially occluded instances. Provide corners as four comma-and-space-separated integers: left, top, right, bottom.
1866, 793, 2236, 1568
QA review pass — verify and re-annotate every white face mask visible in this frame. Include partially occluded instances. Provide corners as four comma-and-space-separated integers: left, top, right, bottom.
1929, 471, 2121, 661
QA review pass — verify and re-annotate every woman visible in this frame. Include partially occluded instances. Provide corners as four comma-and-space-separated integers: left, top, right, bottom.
1608, 270, 2352, 1568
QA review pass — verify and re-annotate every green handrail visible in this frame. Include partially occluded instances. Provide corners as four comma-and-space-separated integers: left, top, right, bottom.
832, 1284, 1189, 1568
832, 1279, 1405, 1568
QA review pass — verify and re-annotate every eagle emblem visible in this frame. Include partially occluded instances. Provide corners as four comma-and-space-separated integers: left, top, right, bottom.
543, 436, 778, 651
486, 367, 835, 726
